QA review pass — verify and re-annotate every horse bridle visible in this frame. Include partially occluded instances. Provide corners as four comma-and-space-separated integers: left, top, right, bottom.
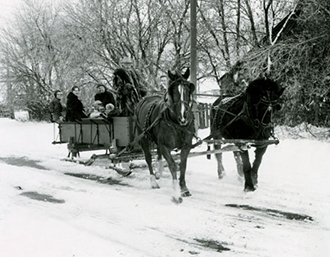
137, 92, 197, 147
249, 92, 279, 129
165, 79, 194, 126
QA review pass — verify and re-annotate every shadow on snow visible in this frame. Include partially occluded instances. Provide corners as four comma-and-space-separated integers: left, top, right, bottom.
226, 204, 313, 222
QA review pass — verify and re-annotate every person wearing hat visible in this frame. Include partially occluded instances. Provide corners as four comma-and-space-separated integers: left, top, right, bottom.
159, 74, 168, 93
49, 90, 65, 122
120, 57, 134, 69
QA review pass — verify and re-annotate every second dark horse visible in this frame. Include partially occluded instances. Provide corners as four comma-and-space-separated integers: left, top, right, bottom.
135, 68, 195, 203
210, 78, 285, 191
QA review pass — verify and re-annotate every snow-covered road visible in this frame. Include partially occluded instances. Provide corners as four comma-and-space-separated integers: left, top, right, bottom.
0, 118, 329, 256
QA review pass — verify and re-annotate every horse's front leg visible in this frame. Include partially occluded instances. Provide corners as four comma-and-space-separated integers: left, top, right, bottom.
140, 138, 159, 189
240, 150, 255, 191
251, 146, 268, 188
214, 143, 225, 179
160, 146, 182, 204
179, 147, 192, 197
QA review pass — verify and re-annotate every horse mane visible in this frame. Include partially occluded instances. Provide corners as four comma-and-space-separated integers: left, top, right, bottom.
245, 78, 282, 106
246, 78, 280, 95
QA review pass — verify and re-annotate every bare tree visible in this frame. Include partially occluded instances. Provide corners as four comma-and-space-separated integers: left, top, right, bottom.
0, 0, 302, 120
0, 0, 66, 118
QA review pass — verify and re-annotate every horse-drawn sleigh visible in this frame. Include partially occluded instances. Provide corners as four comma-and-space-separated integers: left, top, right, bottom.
52, 68, 284, 202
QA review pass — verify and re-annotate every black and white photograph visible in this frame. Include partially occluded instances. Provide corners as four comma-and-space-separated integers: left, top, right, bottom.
0, 0, 329, 256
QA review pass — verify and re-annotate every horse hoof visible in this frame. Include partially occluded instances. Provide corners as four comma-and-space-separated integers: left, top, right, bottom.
218, 173, 225, 179
181, 191, 192, 197
244, 186, 256, 192
171, 196, 183, 204
154, 172, 161, 180
150, 175, 160, 188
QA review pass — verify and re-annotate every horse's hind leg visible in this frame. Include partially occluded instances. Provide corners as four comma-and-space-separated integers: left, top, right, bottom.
154, 146, 164, 179
214, 143, 225, 179
140, 138, 159, 189
233, 151, 244, 180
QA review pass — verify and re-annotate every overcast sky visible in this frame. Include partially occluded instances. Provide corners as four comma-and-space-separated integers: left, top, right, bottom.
0, 0, 21, 27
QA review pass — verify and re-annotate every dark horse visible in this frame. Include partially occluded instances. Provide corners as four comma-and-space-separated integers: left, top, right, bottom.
135, 68, 195, 203
113, 68, 147, 116
210, 78, 285, 191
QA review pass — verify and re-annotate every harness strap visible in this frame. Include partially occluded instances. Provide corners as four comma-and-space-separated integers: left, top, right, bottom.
211, 93, 277, 141
190, 134, 211, 149
154, 102, 200, 149
212, 95, 247, 135
116, 102, 168, 157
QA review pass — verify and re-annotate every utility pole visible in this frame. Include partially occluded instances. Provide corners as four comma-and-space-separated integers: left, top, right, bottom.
190, 0, 199, 134
190, 0, 197, 92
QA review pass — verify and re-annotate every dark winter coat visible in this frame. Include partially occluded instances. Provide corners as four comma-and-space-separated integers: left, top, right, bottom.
65, 92, 87, 121
113, 68, 148, 116
94, 91, 116, 107
49, 98, 64, 122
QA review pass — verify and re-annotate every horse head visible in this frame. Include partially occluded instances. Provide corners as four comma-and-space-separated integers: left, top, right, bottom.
167, 68, 195, 126
245, 78, 285, 128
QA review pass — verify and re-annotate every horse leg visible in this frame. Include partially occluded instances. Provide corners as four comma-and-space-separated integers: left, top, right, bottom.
178, 147, 191, 197
240, 150, 255, 191
160, 146, 182, 203
251, 146, 268, 188
154, 146, 164, 179
233, 151, 244, 180
214, 143, 225, 179
140, 138, 159, 189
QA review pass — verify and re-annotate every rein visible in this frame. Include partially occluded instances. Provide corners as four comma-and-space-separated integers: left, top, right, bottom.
162, 105, 196, 137
249, 94, 278, 135
161, 87, 198, 139
136, 91, 197, 148
116, 100, 167, 157
212, 94, 247, 132
128, 74, 198, 153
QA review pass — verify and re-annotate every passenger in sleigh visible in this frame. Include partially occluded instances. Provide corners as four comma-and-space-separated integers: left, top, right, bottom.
94, 83, 116, 109
49, 90, 65, 123
89, 100, 116, 120
88, 83, 118, 120
65, 86, 88, 122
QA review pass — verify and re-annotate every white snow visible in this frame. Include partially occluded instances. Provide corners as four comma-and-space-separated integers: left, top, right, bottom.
0, 117, 330, 257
